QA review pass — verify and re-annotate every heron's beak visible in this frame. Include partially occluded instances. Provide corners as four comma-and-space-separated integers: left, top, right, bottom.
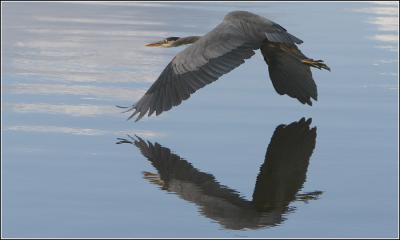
145, 41, 163, 47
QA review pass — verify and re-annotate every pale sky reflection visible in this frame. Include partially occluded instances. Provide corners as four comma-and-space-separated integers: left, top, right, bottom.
7, 103, 120, 117
24, 28, 170, 38
5, 125, 164, 138
370, 34, 398, 43
355, 3, 399, 52
6, 83, 145, 101
4, 3, 173, 85
67, 2, 169, 8
33, 16, 167, 26
12, 36, 166, 84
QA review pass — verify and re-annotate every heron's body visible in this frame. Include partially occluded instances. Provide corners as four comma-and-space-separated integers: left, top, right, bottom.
124, 11, 330, 121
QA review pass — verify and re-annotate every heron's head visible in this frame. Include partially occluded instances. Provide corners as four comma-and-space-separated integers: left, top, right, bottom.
145, 37, 180, 48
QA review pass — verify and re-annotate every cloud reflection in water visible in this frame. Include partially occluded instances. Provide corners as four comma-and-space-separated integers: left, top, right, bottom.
7, 103, 119, 117
6, 125, 163, 138
354, 2, 399, 52
6, 83, 145, 101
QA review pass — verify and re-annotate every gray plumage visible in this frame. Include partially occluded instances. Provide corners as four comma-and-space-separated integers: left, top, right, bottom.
125, 11, 329, 121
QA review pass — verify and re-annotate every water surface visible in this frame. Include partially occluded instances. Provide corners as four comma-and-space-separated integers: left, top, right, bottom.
2, 2, 398, 238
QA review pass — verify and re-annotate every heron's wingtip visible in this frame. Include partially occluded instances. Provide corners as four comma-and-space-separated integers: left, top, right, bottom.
116, 105, 129, 109
117, 104, 137, 114
126, 109, 146, 123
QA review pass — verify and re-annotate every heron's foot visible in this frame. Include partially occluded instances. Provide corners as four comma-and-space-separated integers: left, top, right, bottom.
143, 171, 166, 188
296, 190, 323, 203
302, 59, 331, 71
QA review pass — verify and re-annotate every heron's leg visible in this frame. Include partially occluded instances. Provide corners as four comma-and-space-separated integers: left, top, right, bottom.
276, 43, 331, 71
302, 59, 331, 71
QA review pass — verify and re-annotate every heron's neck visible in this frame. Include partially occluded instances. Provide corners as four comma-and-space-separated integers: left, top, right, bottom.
172, 36, 201, 47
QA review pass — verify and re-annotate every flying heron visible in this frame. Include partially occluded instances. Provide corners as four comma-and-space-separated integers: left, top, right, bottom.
123, 11, 330, 121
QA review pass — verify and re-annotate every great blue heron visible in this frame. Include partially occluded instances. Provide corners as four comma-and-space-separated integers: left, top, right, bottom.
123, 11, 330, 121
116, 118, 322, 230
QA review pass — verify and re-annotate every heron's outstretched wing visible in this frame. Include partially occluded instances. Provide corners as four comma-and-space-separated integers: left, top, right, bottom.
261, 42, 319, 105
127, 11, 303, 121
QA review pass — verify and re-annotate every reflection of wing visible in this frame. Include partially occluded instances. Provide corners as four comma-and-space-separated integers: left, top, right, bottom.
252, 118, 317, 211
117, 118, 321, 230
133, 136, 248, 208
132, 136, 270, 230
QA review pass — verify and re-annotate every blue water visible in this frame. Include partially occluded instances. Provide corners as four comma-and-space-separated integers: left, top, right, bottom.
2, 2, 398, 238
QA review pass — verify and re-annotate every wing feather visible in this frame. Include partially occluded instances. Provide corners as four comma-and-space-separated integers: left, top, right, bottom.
261, 41, 317, 105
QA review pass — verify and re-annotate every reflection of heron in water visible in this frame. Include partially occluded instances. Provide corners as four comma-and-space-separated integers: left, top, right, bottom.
117, 118, 322, 230
121, 11, 330, 121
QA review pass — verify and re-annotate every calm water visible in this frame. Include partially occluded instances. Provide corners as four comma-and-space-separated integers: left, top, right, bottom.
2, 2, 398, 238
